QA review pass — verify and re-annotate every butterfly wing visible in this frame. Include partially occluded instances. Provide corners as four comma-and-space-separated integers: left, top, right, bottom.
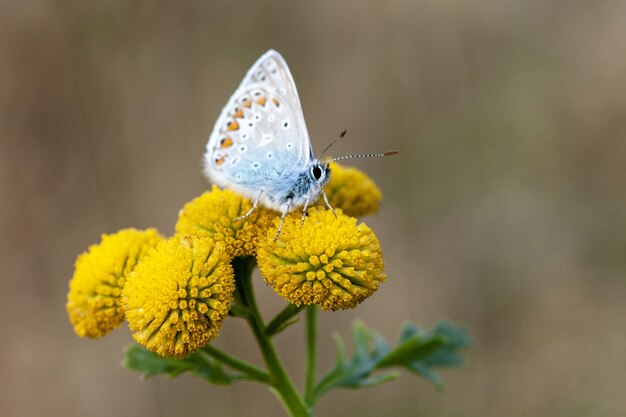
203, 50, 313, 201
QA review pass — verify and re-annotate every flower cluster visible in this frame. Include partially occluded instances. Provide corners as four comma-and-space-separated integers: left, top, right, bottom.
257, 208, 386, 311
66, 228, 163, 338
325, 162, 382, 218
67, 162, 388, 357
123, 236, 234, 358
175, 185, 276, 258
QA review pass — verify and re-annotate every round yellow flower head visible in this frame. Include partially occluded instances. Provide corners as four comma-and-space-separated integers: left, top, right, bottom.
176, 186, 276, 258
123, 235, 235, 358
257, 208, 386, 311
67, 228, 163, 338
324, 162, 382, 218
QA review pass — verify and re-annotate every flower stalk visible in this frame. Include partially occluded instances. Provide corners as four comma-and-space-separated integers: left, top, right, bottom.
201, 344, 269, 384
234, 257, 311, 417
304, 306, 317, 408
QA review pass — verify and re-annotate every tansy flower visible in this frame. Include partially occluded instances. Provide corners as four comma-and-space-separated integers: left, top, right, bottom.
123, 236, 235, 358
66, 228, 163, 338
257, 208, 386, 311
324, 162, 382, 218
175, 186, 276, 258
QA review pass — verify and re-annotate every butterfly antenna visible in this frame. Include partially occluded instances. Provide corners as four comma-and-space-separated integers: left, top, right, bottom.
317, 129, 347, 160
327, 150, 398, 163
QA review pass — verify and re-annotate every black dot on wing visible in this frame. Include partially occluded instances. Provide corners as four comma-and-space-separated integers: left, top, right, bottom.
267, 152, 273, 159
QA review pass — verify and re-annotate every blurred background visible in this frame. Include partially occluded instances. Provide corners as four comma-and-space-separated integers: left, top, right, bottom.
2, 1, 625, 416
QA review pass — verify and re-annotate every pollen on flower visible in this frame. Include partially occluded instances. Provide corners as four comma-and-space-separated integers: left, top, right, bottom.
257, 208, 386, 311
122, 235, 235, 358
175, 186, 276, 258
66, 228, 164, 338
324, 162, 382, 218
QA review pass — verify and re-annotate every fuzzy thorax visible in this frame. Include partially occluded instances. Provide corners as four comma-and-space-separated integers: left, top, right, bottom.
261, 161, 331, 211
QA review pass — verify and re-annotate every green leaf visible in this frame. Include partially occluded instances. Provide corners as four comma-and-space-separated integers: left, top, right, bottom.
123, 344, 239, 385
340, 370, 401, 389
123, 344, 193, 379
313, 319, 470, 402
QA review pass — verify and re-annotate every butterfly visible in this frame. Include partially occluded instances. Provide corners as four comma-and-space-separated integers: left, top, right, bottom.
203, 50, 396, 238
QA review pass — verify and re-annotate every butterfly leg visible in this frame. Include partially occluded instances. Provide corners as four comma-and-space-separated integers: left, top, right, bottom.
234, 189, 264, 222
273, 199, 291, 241
300, 197, 311, 227
321, 189, 337, 218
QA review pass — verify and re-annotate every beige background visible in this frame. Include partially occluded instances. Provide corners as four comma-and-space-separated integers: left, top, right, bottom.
2, 1, 626, 416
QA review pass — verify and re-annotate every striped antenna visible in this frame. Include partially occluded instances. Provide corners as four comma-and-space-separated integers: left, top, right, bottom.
317, 129, 347, 160
326, 150, 398, 163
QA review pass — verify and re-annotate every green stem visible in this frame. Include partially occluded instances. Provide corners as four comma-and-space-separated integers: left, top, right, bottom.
304, 306, 317, 407
236, 257, 311, 417
202, 344, 269, 383
265, 303, 305, 336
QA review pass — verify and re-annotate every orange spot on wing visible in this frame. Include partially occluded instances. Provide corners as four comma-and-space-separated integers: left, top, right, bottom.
220, 138, 233, 148
272, 98, 280, 107
233, 107, 244, 118
243, 99, 252, 108
215, 155, 227, 166
227, 121, 239, 131
256, 96, 267, 106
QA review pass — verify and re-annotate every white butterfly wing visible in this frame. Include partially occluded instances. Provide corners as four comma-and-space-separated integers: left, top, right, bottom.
203, 50, 313, 200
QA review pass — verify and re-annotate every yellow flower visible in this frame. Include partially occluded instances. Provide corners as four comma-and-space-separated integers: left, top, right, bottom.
324, 162, 382, 218
67, 228, 163, 338
175, 186, 276, 258
123, 236, 235, 358
257, 208, 386, 311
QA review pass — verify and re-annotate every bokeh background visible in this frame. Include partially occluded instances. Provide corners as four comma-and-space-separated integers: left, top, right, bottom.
2, 1, 625, 416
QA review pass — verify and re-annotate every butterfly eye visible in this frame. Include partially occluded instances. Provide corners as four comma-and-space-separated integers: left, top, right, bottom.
311, 166, 323, 181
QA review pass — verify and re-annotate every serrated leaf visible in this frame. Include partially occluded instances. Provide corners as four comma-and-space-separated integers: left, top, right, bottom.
351, 320, 372, 362
398, 322, 425, 342
340, 371, 401, 389
400, 320, 471, 388
331, 332, 347, 366
123, 344, 194, 379
313, 319, 470, 403
123, 344, 238, 385
407, 362, 444, 389
377, 335, 444, 368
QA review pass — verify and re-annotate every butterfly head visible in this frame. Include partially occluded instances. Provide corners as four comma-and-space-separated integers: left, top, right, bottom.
308, 161, 331, 188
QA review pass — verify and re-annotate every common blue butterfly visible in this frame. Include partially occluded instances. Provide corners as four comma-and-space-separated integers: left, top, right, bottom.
203, 50, 396, 237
